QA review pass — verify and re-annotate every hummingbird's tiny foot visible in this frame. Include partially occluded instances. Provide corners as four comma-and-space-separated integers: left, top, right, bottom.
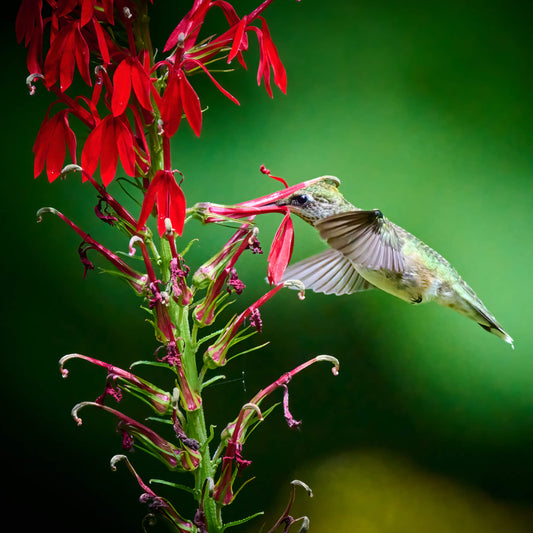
411, 295, 423, 304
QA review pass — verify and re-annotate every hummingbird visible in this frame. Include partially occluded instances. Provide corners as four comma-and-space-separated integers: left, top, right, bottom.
276, 176, 513, 346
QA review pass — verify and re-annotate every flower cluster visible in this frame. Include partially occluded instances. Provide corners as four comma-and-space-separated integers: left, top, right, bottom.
18, 0, 288, 231
19, 1, 340, 531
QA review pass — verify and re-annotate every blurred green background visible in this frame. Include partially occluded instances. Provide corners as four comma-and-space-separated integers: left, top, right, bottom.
3, 0, 533, 531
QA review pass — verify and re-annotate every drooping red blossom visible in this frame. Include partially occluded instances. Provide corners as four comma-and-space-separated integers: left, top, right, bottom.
111, 53, 153, 116
16, 0, 44, 74
179, 70, 202, 137
137, 170, 186, 236
248, 17, 287, 97
44, 19, 92, 91
33, 108, 77, 182
158, 67, 182, 137
81, 115, 137, 186
156, 60, 237, 138
267, 211, 294, 285
15, 0, 42, 48
163, 0, 212, 53
80, 0, 116, 27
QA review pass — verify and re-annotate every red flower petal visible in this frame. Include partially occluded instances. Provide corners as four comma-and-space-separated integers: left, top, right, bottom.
130, 58, 153, 112
33, 110, 77, 182
91, 17, 110, 66
81, 119, 104, 177
163, 0, 211, 52
99, 117, 118, 186
74, 23, 92, 86
137, 172, 161, 231
228, 16, 247, 63
157, 176, 186, 236
43, 25, 69, 88
267, 212, 294, 285
45, 119, 67, 182
33, 110, 54, 178
115, 117, 137, 178
80, 0, 95, 26
260, 18, 286, 94
111, 57, 133, 116
137, 171, 186, 236
159, 68, 182, 137
16, 0, 43, 46
179, 72, 202, 137
187, 59, 239, 105
212, 0, 240, 26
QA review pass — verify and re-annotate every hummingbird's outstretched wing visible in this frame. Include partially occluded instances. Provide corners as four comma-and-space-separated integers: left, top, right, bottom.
281, 248, 375, 295
315, 210, 405, 272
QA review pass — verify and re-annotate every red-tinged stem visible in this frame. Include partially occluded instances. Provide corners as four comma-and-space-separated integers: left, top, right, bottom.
49, 85, 96, 128
248, 0, 276, 22
137, 237, 159, 285
163, 135, 172, 171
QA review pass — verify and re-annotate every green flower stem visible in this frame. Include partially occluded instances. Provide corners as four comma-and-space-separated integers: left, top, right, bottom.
158, 237, 222, 531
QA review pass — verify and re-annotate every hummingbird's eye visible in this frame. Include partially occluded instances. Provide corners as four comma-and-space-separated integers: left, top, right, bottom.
290, 194, 310, 206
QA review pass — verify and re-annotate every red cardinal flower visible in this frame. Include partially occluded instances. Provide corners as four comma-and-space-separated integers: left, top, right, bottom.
111, 54, 153, 116
267, 211, 294, 285
33, 108, 77, 182
43, 20, 92, 91
16, 0, 44, 74
81, 115, 137, 186
249, 17, 287, 97
179, 70, 202, 137
158, 67, 182, 137
137, 170, 186, 236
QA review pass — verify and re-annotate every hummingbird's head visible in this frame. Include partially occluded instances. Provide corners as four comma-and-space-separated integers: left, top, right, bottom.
274, 176, 354, 224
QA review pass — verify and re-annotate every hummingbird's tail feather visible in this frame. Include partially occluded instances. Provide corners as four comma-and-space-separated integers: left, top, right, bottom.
471, 303, 514, 347
281, 249, 375, 295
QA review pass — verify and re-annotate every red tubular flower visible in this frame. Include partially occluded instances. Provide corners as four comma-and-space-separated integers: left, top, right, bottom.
180, 70, 202, 137
111, 54, 153, 116
158, 67, 182, 137
80, 0, 116, 27
137, 170, 186, 236
33, 109, 76, 182
267, 210, 294, 285
43, 20, 92, 91
16, 0, 44, 74
256, 17, 287, 96
163, 0, 212, 53
81, 115, 136, 186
